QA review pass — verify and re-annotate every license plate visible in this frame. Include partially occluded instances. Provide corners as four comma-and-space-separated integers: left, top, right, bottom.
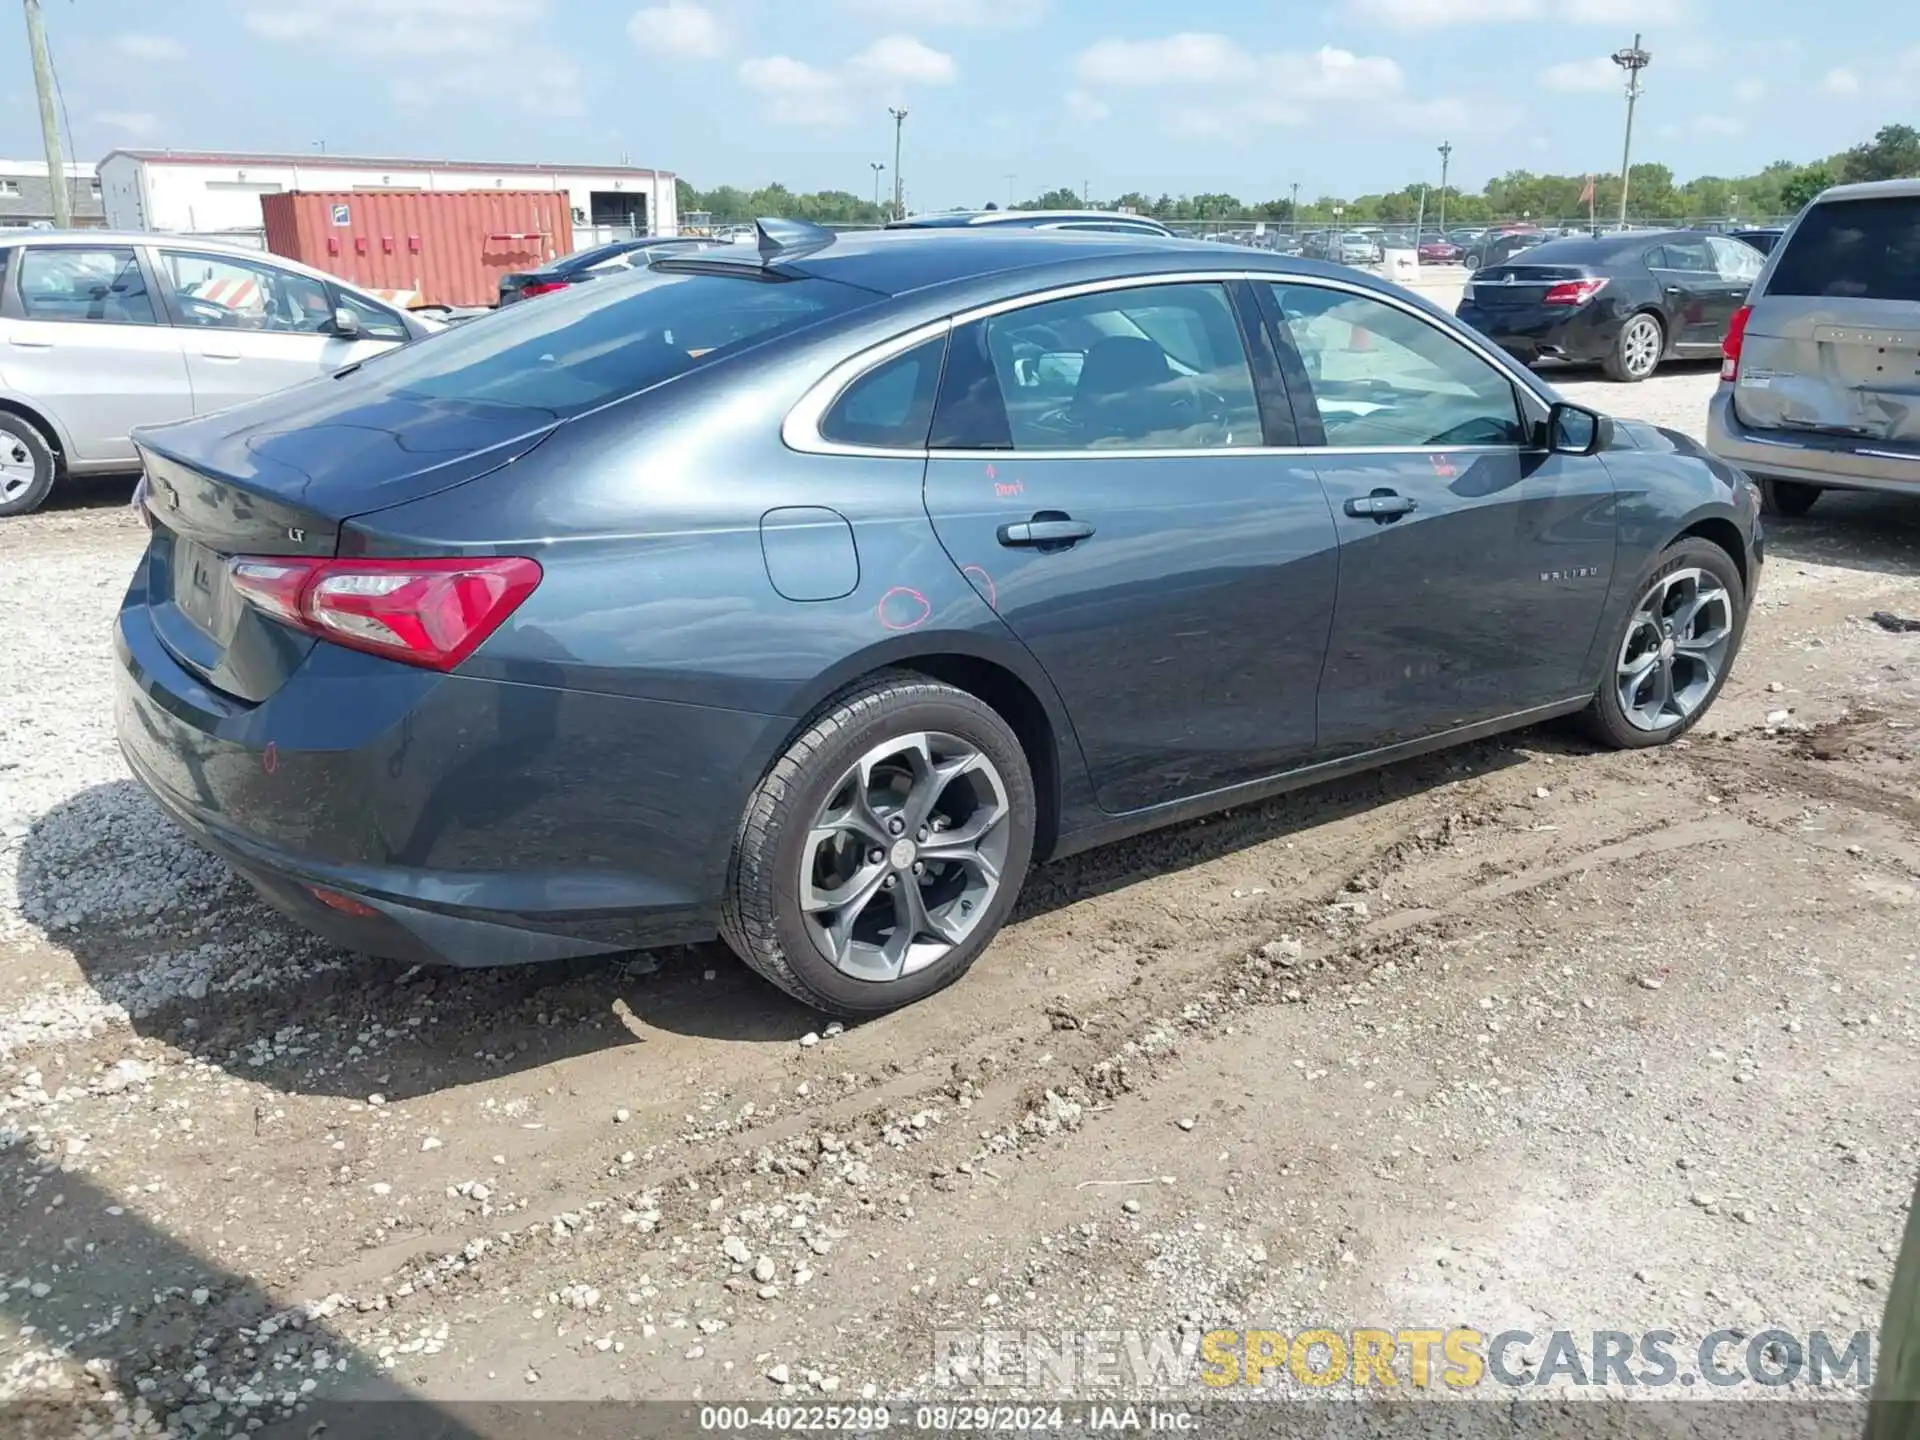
173, 539, 226, 636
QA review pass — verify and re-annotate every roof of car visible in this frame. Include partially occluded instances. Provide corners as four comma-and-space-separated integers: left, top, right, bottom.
1496, 229, 1703, 264
887, 210, 1171, 232
709, 228, 1398, 304
1814, 178, 1920, 203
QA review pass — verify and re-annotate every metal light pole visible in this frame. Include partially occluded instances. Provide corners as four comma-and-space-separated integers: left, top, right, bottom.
1437, 140, 1452, 236
888, 107, 908, 220
1005, 173, 1016, 208
1612, 34, 1651, 229
869, 162, 886, 211
22, 0, 70, 230
1289, 182, 1299, 218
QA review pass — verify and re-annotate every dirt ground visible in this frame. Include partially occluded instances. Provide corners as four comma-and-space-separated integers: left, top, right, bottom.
3, 359, 1918, 1433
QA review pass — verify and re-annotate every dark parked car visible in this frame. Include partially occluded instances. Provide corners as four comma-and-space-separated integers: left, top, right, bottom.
496, 237, 709, 305
885, 210, 1174, 238
1463, 228, 1546, 271
1457, 229, 1764, 381
117, 222, 1761, 1015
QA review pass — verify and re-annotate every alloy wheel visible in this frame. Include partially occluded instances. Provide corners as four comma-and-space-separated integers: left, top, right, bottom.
1621, 316, 1661, 379
799, 731, 1011, 982
1616, 567, 1733, 732
0, 437, 35, 504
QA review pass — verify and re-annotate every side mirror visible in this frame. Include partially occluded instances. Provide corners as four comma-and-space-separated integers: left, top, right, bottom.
1547, 401, 1612, 456
331, 306, 361, 338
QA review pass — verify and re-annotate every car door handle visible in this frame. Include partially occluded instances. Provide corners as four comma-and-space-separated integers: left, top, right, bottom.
1344, 492, 1418, 520
997, 517, 1095, 548
7, 336, 52, 349
200, 350, 242, 361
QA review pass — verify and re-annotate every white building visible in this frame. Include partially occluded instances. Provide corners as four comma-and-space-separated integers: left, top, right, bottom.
97, 150, 677, 249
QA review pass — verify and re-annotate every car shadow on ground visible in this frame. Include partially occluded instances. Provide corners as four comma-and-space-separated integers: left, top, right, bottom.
0, 1146, 487, 1438
29, 735, 1539, 1102
32, 470, 139, 514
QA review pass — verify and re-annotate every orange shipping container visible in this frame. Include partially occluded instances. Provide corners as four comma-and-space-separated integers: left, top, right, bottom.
261, 190, 575, 308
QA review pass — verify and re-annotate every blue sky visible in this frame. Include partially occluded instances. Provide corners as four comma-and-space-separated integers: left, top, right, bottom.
0, 0, 1911, 207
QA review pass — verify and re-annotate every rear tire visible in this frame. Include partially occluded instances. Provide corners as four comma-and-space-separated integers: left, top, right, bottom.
1602, 312, 1664, 383
1582, 538, 1746, 750
720, 673, 1035, 1015
1759, 477, 1821, 517
0, 414, 56, 517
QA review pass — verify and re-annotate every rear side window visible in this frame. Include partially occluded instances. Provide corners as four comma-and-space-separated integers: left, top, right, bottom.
17, 246, 157, 325
819, 336, 945, 449
931, 281, 1263, 452
1768, 198, 1920, 302
362, 269, 878, 418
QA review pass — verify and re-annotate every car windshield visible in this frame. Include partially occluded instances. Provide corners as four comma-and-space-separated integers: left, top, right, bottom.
1767, 197, 1920, 303
352, 268, 879, 419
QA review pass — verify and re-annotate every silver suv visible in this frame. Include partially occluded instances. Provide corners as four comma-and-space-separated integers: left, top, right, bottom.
0, 232, 437, 516
1707, 179, 1920, 516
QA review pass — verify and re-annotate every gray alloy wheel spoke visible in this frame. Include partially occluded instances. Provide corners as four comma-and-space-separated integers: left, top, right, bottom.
800, 730, 1012, 982
1616, 567, 1730, 733
1624, 317, 1660, 376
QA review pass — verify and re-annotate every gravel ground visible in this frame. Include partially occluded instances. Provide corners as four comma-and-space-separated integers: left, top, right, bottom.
3, 364, 1919, 1437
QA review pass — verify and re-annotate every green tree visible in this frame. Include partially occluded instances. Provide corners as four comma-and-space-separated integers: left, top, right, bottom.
1113, 190, 1154, 214
1016, 186, 1084, 210
1839, 124, 1920, 182
1780, 162, 1837, 212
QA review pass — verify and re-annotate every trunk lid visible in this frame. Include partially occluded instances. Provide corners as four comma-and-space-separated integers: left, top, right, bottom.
135, 381, 557, 703
1466, 265, 1593, 311
1735, 192, 1920, 443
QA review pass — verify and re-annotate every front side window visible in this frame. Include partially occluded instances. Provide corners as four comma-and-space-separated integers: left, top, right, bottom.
819, 336, 945, 449
931, 281, 1263, 452
159, 250, 333, 334
17, 246, 156, 324
1269, 283, 1525, 448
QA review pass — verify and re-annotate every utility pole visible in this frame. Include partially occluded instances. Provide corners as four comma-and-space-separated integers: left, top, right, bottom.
869, 161, 886, 211
23, 0, 70, 230
1612, 34, 1651, 229
1436, 141, 1452, 236
1289, 181, 1299, 218
888, 107, 908, 220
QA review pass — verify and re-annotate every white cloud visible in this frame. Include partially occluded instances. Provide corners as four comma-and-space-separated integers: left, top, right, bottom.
848, 35, 957, 85
627, 2, 725, 58
1347, 0, 1539, 27
1268, 45, 1404, 99
737, 55, 855, 126
113, 33, 188, 60
837, 0, 1041, 25
1540, 56, 1621, 92
1732, 77, 1765, 102
1075, 33, 1259, 88
94, 110, 160, 137
1347, 0, 1683, 25
1693, 113, 1743, 136
1064, 89, 1110, 123
1821, 66, 1860, 95
241, 0, 579, 115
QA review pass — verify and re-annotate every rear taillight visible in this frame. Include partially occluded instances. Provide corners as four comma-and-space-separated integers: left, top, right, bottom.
228, 555, 541, 671
519, 280, 571, 298
1542, 278, 1608, 306
1721, 304, 1752, 382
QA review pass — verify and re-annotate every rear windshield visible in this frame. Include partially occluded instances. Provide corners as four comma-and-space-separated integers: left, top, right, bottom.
354, 269, 878, 418
1768, 197, 1920, 303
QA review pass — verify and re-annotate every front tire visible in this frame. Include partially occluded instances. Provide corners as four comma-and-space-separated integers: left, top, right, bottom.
0, 414, 57, 517
1603, 312, 1665, 383
1759, 477, 1821, 517
1582, 538, 1746, 750
720, 673, 1035, 1014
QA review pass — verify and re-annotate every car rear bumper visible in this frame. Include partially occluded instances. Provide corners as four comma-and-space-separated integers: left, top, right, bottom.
114, 571, 784, 966
1707, 386, 1920, 493
1456, 302, 1618, 364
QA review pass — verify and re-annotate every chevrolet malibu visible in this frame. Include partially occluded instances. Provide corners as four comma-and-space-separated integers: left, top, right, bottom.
117, 223, 1762, 1015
